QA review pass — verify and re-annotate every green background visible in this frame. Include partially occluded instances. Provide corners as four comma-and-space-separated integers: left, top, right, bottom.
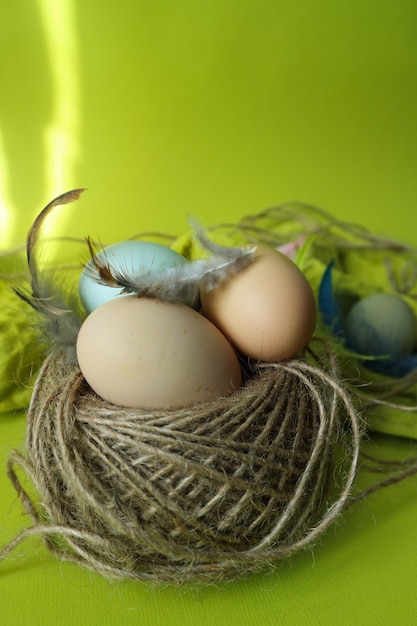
1, 1, 417, 624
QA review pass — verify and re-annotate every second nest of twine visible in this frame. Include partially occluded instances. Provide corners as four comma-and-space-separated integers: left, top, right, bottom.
6, 341, 361, 584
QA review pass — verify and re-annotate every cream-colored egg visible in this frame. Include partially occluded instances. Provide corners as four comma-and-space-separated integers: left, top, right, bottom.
76, 296, 242, 409
200, 246, 317, 361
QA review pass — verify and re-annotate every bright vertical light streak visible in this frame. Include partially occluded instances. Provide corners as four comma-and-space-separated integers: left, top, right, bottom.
36, 0, 81, 237
0, 128, 15, 248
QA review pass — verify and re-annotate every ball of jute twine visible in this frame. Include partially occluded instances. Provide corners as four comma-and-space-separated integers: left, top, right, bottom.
2, 339, 363, 584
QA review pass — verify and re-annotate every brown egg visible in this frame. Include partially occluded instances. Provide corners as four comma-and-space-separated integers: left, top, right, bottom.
200, 246, 317, 361
76, 296, 242, 409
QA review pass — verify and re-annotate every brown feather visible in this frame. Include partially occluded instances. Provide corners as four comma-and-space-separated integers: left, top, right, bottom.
27, 188, 87, 303
13, 188, 87, 357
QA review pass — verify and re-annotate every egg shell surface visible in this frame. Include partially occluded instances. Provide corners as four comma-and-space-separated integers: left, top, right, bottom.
76, 296, 242, 409
200, 246, 317, 361
79, 240, 187, 313
344, 293, 417, 358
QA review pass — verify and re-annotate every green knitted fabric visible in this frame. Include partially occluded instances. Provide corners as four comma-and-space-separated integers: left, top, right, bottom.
0, 278, 45, 413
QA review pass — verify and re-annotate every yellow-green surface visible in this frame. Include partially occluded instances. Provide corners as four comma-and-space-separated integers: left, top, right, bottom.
1, 1, 417, 624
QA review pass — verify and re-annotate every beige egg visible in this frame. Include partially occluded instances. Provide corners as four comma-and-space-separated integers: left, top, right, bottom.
76, 296, 242, 409
200, 246, 317, 361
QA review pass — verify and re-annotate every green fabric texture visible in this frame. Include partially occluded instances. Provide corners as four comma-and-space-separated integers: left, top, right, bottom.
0, 247, 46, 414
0, 281, 43, 413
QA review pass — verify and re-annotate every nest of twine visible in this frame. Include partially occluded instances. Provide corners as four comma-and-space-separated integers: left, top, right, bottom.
6, 191, 417, 585
5, 340, 360, 584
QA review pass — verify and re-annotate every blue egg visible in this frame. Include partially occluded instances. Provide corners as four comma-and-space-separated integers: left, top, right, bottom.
344, 293, 417, 358
79, 240, 187, 313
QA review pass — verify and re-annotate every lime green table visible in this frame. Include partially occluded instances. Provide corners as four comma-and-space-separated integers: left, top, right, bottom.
1, 2, 417, 624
